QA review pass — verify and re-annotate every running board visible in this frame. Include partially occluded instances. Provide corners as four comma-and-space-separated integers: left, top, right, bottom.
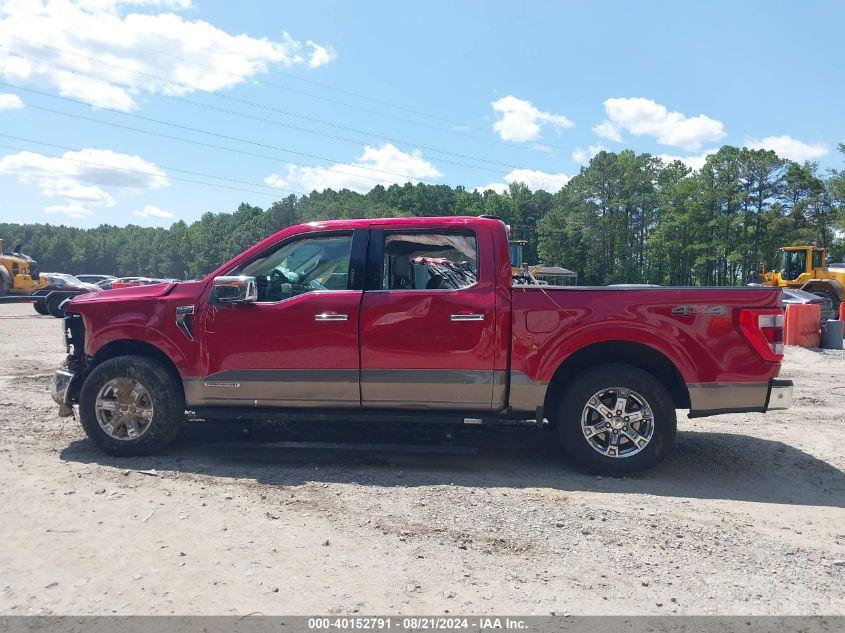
188, 407, 546, 428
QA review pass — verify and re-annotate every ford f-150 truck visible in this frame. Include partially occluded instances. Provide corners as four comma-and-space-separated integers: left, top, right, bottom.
51, 216, 792, 474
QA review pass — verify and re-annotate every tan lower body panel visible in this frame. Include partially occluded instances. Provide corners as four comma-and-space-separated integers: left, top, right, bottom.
184, 369, 359, 408
184, 368, 549, 413
687, 382, 769, 413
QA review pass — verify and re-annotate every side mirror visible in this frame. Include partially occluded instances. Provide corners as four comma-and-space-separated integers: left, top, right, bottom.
213, 276, 257, 304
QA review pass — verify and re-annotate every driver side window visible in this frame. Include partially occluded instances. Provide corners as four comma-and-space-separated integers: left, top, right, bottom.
234, 233, 353, 302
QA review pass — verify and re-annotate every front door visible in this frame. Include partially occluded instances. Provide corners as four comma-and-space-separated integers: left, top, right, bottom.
194, 230, 364, 408
359, 228, 498, 410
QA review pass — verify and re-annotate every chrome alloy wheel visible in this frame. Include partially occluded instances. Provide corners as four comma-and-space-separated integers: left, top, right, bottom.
94, 377, 154, 441
580, 387, 655, 458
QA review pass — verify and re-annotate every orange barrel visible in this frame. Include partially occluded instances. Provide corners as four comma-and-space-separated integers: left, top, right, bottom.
784, 303, 821, 347
840, 301, 845, 323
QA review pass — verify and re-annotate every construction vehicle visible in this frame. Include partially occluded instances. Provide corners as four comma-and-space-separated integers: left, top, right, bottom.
0, 239, 89, 317
755, 245, 845, 314
0, 239, 46, 296
509, 239, 537, 284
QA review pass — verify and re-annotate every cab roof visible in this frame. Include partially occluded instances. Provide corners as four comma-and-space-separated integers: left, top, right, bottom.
296, 215, 503, 231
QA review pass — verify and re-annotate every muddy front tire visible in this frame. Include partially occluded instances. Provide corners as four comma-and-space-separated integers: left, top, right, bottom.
78, 355, 184, 456
554, 363, 676, 476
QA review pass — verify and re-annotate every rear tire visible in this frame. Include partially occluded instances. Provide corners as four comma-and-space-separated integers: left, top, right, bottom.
33, 300, 48, 315
79, 355, 184, 456
554, 363, 676, 476
808, 289, 840, 320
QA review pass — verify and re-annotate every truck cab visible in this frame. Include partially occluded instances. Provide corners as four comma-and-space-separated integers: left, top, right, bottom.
778, 246, 826, 283
51, 216, 793, 475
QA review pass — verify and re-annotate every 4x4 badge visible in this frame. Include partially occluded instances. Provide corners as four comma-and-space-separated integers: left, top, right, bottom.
671, 305, 727, 316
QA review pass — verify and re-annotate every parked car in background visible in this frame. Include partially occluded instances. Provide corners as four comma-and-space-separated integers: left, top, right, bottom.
40, 273, 101, 293
108, 277, 177, 290
781, 288, 835, 322
75, 274, 115, 285
34, 273, 101, 317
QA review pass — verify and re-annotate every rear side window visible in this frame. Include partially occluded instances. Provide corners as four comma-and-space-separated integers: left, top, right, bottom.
381, 232, 478, 290
812, 250, 823, 269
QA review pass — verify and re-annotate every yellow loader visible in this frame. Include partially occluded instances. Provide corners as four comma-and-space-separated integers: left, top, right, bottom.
0, 239, 47, 296
756, 245, 845, 314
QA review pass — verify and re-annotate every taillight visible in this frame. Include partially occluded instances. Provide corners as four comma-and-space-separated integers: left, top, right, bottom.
739, 309, 784, 362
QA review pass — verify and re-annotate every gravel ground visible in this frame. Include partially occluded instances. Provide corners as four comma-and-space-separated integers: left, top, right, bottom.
0, 302, 843, 615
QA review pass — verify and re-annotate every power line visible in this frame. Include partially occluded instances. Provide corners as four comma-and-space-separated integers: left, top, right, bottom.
1, 107, 572, 209
1, 81, 447, 186
3, 44, 522, 172
130, 42, 518, 145
0, 141, 294, 199
0, 135, 570, 216
0, 133, 305, 197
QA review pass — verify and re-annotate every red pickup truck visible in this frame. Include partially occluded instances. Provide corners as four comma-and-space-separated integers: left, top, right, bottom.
51, 216, 792, 475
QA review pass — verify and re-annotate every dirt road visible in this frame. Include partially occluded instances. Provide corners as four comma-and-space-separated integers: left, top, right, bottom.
0, 303, 843, 615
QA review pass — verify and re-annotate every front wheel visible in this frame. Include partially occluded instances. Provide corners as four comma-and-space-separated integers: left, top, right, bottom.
554, 364, 677, 476
33, 300, 48, 315
78, 355, 184, 456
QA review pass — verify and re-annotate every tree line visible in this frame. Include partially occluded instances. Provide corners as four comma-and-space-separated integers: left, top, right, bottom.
3, 144, 844, 286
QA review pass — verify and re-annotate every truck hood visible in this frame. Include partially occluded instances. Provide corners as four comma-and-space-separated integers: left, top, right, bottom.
69, 281, 176, 305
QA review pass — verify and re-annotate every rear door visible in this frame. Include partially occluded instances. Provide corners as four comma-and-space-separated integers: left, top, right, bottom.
359, 227, 499, 410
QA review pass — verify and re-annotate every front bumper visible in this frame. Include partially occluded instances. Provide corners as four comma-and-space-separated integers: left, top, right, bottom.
50, 367, 78, 417
687, 378, 793, 418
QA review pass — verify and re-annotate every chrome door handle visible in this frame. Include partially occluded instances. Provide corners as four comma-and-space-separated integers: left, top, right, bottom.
315, 313, 348, 321
450, 313, 485, 321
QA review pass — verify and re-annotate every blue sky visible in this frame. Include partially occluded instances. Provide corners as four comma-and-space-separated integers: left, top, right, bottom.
0, 0, 842, 228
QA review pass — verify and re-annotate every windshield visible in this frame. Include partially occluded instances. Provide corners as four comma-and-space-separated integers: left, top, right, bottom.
780, 250, 806, 280
49, 273, 82, 285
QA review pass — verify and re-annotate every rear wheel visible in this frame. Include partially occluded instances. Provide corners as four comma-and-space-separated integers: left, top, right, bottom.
808, 288, 840, 320
554, 364, 676, 476
79, 355, 184, 456
46, 294, 67, 318
33, 300, 48, 315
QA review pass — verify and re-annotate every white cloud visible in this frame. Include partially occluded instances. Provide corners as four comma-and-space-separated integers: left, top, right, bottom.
265, 143, 441, 194
491, 96, 574, 142
306, 41, 336, 68
74, 0, 193, 10
0, 0, 337, 111
657, 149, 717, 171
593, 120, 622, 143
75, 0, 193, 12
474, 168, 572, 194
0, 92, 24, 110
0, 147, 168, 219
571, 144, 606, 164
745, 135, 828, 162
133, 204, 173, 219
601, 97, 726, 150
45, 202, 94, 218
